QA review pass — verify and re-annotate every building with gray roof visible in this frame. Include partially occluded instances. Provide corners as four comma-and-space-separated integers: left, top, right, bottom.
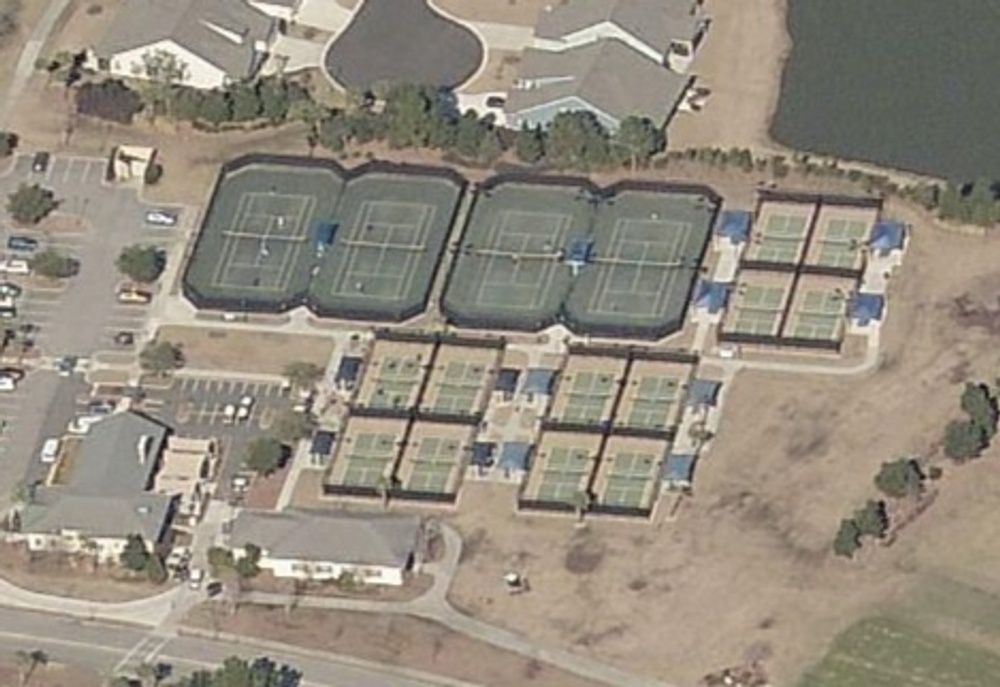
94, 0, 276, 90
11, 412, 175, 562
229, 509, 421, 586
506, 39, 692, 132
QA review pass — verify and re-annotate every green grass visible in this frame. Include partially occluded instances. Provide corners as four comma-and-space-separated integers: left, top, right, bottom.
799, 615, 1000, 687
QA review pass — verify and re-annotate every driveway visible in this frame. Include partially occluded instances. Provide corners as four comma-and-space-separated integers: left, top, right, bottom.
323, 0, 484, 90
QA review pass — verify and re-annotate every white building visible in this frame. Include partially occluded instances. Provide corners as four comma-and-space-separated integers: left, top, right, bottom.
93, 0, 277, 90
229, 510, 422, 586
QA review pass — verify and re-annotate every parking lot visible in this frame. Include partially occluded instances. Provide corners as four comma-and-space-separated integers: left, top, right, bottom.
0, 153, 191, 507
146, 375, 294, 498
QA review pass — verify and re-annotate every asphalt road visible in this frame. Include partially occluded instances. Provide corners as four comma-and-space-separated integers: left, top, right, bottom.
0, 606, 455, 687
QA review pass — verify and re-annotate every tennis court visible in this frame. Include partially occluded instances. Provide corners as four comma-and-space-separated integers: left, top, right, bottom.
333, 428, 402, 488
184, 161, 341, 309
784, 279, 851, 341
427, 361, 487, 414
566, 190, 715, 338
623, 375, 683, 429
726, 279, 791, 336
442, 181, 588, 330
398, 426, 470, 495
558, 371, 617, 424
747, 202, 811, 264
809, 217, 870, 270
596, 440, 663, 510
364, 356, 425, 409
533, 445, 595, 502
312, 172, 461, 320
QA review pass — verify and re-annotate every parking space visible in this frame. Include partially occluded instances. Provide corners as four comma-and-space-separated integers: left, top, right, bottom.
148, 376, 293, 499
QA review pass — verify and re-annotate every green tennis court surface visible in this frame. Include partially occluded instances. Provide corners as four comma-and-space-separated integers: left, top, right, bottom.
559, 371, 617, 423
729, 283, 787, 336
402, 436, 463, 494
365, 356, 424, 409
598, 451, 659, 510
340, 433, 398, 487
624, 375, 683, 430
533, 445, 594, 503
787, 289, 846, 340
812, 218, 868, 269
429, 361, 487, 414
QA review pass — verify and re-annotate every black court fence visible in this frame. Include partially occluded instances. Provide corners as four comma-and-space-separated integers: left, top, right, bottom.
320, 482, 457, 505
539, 419, 609, 435
373, 328, 506, 349
565, 343, 699, 365
716, 330, 843, 352
183, 154, 465, 319
348, 405, 412, 421
517, 498, 576, 515
755, 188, 884, 209
609, 425, 676, 441
516, 497, 654, 520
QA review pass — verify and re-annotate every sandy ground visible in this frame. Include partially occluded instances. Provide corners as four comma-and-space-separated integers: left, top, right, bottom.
0, 661, 101, 687
186, 605, 608, 687
432, 0, 549, 26
668, 0, 790, 152
461, 49, 521, 94
0, 543, 168, 602
443, 216, 1000, 685
156, 326, 334, 375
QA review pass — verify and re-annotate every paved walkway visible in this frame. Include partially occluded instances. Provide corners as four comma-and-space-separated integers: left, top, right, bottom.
0, 0, 71, 128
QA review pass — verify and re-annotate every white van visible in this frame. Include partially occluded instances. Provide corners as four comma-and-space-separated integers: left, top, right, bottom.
0, 376, 16, 392
0, 259, 30, 275
39, 438, 60, 464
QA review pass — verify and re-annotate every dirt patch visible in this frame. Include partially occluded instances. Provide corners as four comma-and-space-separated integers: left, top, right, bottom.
184, 605, 607, 687
0, 543, 169, 602
0, 661, 101, 687
563, 531, 605, 575
156, 326, 333, 375
461, 49, 521, 94
433, 0, 548, 26
241, 464, 289, 510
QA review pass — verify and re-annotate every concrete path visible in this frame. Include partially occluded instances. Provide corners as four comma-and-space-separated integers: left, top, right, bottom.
0, 0, 71, 128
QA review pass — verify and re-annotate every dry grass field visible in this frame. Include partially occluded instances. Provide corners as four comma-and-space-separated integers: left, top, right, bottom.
156, 326, 334, 375
432, 0, 548, 26
446, 215, 1000, 685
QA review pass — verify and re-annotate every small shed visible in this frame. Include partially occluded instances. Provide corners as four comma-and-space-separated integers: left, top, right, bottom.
522, 368, 556, 397
693, 281, 729, 314
663, 453, 696, 490
335, 356, 364, 391
686, 379, 721, 408
716, 209, 751, 245
495, 368, 520, 400
850, 292, 885, 326
869, 220, 906, 256
310, 431, 336, 464
471, 441, 496, 469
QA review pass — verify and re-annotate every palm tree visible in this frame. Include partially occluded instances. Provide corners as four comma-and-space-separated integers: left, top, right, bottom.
15, 649, 48, 687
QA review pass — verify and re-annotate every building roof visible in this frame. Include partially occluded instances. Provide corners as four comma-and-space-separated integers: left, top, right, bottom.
717, 209, 751, 244
693, 281, 729, 314
507, 40, 692, 127
95, 0, 274, 80
310, 430, 336, 456
495, 368, 520, 395
686, 379, 721, 407
498, 442, 532, 472
850, 292, 885, 324
663, 453, 696, 482
523, 368, 557, 395
535, 0, 700, 55
869, 220, 906, 253
19, 412, 173, 541
230, 509, 421, 568
335, 356, 364, 385
471, 441, 496, 468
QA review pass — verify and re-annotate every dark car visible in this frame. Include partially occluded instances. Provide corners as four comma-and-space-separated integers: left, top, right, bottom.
0, 367, 25, 381
113, 330, 135, 346
6, 235, 38, 253
485, 95, 506, 109
31, 152, 50, 174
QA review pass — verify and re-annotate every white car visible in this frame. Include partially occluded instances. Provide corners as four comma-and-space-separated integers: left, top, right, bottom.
145, 209, 178, 227
222, 403, 237, 424
0, 376, 16, 392
39, 438, 60, 464
0, 259, 30, 275
236, 395, 254, 422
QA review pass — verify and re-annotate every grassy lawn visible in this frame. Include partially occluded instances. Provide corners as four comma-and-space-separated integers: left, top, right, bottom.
799, 615, 1000, 687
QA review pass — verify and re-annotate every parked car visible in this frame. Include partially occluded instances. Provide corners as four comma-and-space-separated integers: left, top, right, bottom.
188, 567, 205, 590
57, 356, 78, 377
0, 296, 15, 319
117, 288, 152, 305
0, 259, 30, 275
485, 95, 506, 109
0, 367, 25, 381
113, 330, 135, 347
0, 282, 22, 298
222, 403, 237, 424
145, 210, 178, 227
31, 152, 50, 174
39, 437, 60, 463
236, 395, 254, 422
0, 376, 16, 392
87, 398, 116, 415
6, 236, 38, 253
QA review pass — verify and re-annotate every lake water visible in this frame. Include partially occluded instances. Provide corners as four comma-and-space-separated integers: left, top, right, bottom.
771, 0, 1000, 183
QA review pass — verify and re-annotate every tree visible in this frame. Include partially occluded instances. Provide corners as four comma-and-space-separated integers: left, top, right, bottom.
14, 649, 47, 687
853, 500, 889, 539
612, 116, 664, 172
283, 361, 323, 391
383, 83, 435, 148
134, 49, 189, 120
961, 382, 998, 439
29, 249, 77, 279
453, 110, 486, 158
271, 409, 315, 445
234, 543, 262, 579
197, 90, 231, 127
207, 546, 235, 578
514, 125, 544, 164
943, 419, 987, 462
7, 183, 57, 224
477, 128, 504, 164
120, 533, 150, 572
116, 245, 166, 284
173, 655, 302, 687
226, 82, 261, 122
0, 130, 17, 157
257, 78, 294, 124
145, 554, 168, 584
937, 183, 965, 221
833, 518, 861, 559
874, 458, 924, 499
144, 162, 163, 186
966, 178, 997, 227
139, 340, 184, 376
244, 437, 283, 476
546, 111, 610, 170
75, 80, 144, 124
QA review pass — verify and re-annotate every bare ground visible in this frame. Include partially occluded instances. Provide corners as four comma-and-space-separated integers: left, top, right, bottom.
0, 543, 169, 602
0, 661, 101, 687
432, 0, 549, 26
446, 218, 1000, 685
157, 325, 334, 375
185, 604, 608, 687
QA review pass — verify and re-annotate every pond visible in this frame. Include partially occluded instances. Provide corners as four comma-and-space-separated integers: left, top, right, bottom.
771, 0, 1000, 183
